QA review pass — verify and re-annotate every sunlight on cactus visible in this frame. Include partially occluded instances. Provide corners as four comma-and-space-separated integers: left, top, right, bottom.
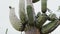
9, 0, 60, 34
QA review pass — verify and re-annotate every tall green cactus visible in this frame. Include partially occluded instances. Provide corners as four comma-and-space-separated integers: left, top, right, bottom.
41, 20, 59, 34
9, 0, 60, 34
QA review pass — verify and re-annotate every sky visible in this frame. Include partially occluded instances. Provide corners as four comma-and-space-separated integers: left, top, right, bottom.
0, 0, 60, 34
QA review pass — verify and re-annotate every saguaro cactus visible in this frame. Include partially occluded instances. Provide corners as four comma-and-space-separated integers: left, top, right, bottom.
9, 0, 60, 34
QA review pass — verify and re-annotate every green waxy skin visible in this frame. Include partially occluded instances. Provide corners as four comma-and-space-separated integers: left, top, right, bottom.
27, 5, 35, 26
41, 0, 47, 13
48, 13, 57, 21
20, 11, 27, 24
9, 0, 60, 34
32, 0, 40, 3
19, 0, 28, 31
9, 7, 24, 31
36, 12, 41, 18
36, 13, 48, 28
41, 20, 59, 34
19, 0, 27, 24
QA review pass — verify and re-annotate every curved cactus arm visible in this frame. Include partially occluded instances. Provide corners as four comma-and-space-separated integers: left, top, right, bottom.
41, 0, 47, 13
47, 8, 58, 21
41, 20, 60, 34
36, 13, 48, 28
32, 0, 40, 3
26, 0, 36, 25
48, 13, 58, 21
19, 0, 28, 24
36, 12, 41, 18
9, 7, 24, 31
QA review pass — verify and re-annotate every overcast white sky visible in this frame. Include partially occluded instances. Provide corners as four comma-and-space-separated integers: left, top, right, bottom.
0, 0, 60, 34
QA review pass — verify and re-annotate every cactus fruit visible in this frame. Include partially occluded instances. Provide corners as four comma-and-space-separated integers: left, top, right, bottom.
26, 0, 36, 26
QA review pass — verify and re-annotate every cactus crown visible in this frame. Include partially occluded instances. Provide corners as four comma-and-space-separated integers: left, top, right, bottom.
9, 0, 60, 34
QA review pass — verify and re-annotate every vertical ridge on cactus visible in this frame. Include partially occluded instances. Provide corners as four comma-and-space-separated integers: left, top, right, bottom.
19, 0, 27, 24
26, 0, 36, 25
19, 0, 28, 31
41, 20, 59, 34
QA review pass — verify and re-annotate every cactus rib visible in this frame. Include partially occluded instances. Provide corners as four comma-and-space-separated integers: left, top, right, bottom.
26, 0, 36, 26
41, 20, 59, 34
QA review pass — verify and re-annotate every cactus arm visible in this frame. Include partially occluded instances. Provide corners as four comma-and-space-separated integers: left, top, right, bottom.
32, 0, 40, 3
9, 7, 23, 31
27, 5, 35, 25
36, 13, 48, 28
19, 0, 28, 24
41, 20, 60, 34
41, 0, 47, 13
48, 13, 58, 21
36, 12, 41, 18
47, 8, 58, 21
26, 0, 36, 25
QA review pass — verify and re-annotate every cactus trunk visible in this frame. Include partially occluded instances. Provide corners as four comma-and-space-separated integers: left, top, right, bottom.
25, 27, 40, 34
